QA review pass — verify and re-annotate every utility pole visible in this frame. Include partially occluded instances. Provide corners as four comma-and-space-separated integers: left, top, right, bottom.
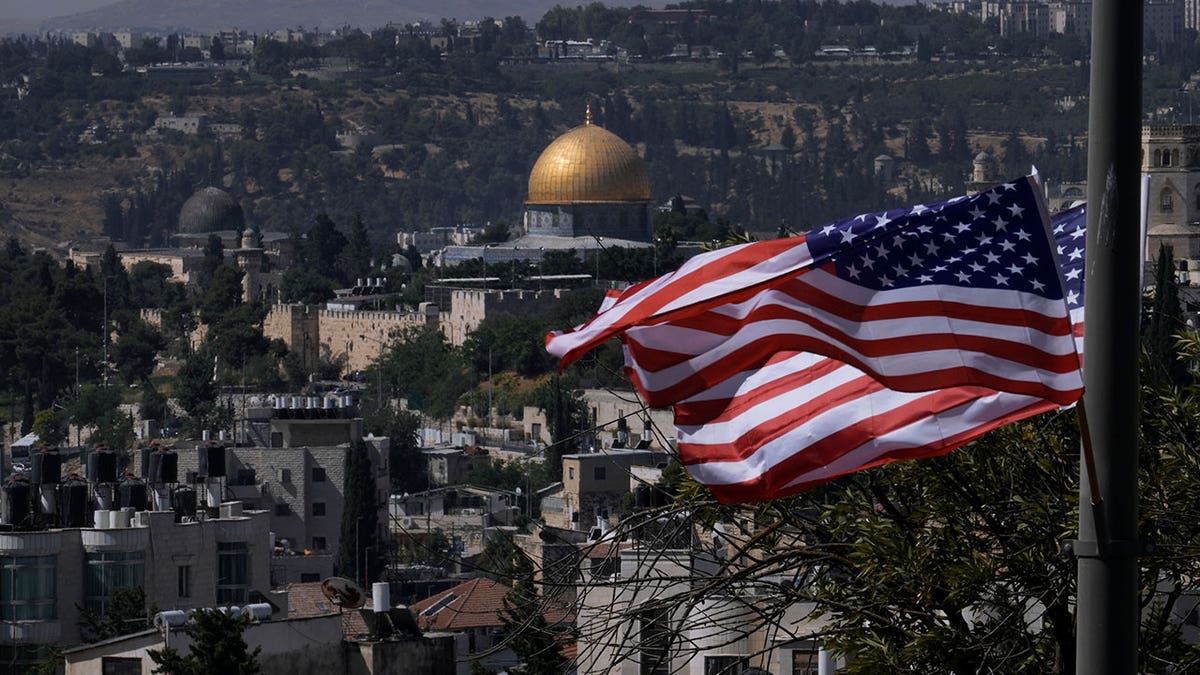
1075, 0, 1142, 670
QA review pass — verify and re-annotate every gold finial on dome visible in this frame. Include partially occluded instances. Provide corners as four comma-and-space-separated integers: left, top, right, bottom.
586, 102, 593, 126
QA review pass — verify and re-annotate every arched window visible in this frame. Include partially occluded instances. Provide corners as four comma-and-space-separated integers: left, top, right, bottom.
1162, 149, 1172, 167
1173, 149, 1181, 166
1161, 188, 1175, 213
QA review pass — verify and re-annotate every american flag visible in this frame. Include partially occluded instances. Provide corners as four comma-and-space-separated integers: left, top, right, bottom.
547, 178, 1086, 503
661, 203, 1087, 502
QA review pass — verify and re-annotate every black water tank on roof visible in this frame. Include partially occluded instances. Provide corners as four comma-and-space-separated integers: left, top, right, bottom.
2, 476, 31, 527
31, 448, 61, 484
138, 446, 153, 479
150, 448, 178, 484
118, 478, 149, 511
87, 446, 118, 483
171, 486, 197, 522
198, 443, 226, 478
59, 476, 88, 527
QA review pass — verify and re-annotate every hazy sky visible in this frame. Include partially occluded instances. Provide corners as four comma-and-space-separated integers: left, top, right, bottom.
0, 0, 115, 20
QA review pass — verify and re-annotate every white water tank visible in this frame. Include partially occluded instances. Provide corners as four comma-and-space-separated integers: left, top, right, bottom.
373, 582, 390, 613
154, 610, 187, 629
93, 509, 110, 529
241, 603, 272, 621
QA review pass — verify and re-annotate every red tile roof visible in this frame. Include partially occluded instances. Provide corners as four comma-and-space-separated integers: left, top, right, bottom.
286, 581, 372, 638
409, 578, 577, 632
410, 578, 509, 631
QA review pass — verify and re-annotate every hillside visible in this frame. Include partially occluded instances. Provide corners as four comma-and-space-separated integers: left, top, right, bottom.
36, 0, 652, 33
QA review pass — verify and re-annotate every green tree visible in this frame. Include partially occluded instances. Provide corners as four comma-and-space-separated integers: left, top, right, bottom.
148, 608, 261, 675
364, 409, 426, 493
338, 440, 381, 585
499, 549, 567, 675
533, 374, 587, 479
1144, 244, 1190, 388
31, 409, 65, 447
111, 318, 166, 385
79, 586, 156, 643
197, 264, 245, 325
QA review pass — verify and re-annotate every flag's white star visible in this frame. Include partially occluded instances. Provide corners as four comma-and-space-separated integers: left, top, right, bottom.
874, 243, 889, 257
1001, 182, 1017, 191
970, 261, 986, 273
1015, 228, 1031, 241
918, 274, 933, 283
1064, 268, 1082, 281
985, 190, 1002, 204
1031, 279, 1045, 292
1007, 263, 1023, 276
932, 264, 948, 272
911, 204, 930, 216
1068, 247, 1083, 261
967, 205, 986, 219
1000, 240, 1016, 252
908, 252, 923, 267
874, 213, 893, 229
822, 224, 837, 236
955, 270, 972, 282
956, 221, 973, 234
917, 224, 933, 234
840, 227, 857, 244
1006, 203, 1026, 217
880, 275, 894, 287
1067, 289, 1080, 305
984, 252, 1001, 264
861, 254, 875, 269
992, 273, 1010, 285
924, 241, 940, 255
846, 264, 861, 279
1071, 228, 1085, 239
893, 264, 908, 277
1023, 252, 1038, 265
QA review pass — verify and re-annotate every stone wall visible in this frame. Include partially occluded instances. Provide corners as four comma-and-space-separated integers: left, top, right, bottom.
318, 306, 437, 372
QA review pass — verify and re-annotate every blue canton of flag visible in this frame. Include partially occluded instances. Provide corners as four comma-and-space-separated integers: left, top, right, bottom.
804, 179, 1065, 302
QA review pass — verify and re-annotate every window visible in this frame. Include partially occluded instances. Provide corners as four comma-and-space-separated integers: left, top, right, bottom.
312, 467, 327, 482
1162, 188, 1175, 213
274, 503, 291, 516
300, 573, 320, 583
216, 542, 248, 604
639, 608, 671, 675
0, 555, 56, 620
102, 657, 142, 675
84, 551, 144, 614
594, 466, 607, 481
177, 566, 191, 598
568, 467, 575, 480
704, 656, 748, 675
312, 502, 326, 517
792, 648, 820, 675
312, 537, 327, 551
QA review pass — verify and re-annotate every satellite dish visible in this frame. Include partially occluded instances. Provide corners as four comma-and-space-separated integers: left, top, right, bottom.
321, 576, 366, 610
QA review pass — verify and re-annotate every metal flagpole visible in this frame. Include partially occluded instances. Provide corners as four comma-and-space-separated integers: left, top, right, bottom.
1075, 0, 1142, 668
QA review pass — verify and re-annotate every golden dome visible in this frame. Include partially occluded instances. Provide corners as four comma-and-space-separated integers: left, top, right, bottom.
527, 119, 651, 204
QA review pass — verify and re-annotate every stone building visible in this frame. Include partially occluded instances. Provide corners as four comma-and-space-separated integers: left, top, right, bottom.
1143, 124, 1200, 272
0, 505, 270, 669
540, 449, 669, 533
174, 407, 389, 584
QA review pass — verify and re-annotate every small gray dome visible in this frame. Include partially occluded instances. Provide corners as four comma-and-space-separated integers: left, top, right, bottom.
974, 151, 993, 162
178, 187, 244, 234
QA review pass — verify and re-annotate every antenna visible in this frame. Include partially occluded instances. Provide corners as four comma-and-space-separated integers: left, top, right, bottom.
320, 576, 366, 610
